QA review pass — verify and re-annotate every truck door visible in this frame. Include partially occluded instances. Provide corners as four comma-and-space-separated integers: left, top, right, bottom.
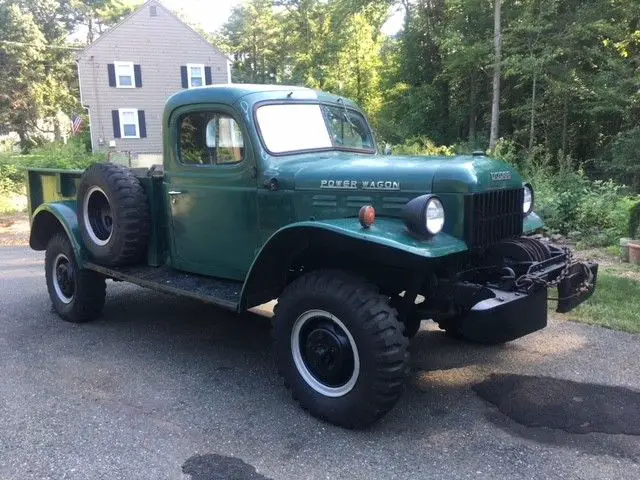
164, 106, 258, 280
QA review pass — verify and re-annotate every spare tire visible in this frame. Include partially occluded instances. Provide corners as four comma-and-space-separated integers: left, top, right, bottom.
77, 163, 150, 266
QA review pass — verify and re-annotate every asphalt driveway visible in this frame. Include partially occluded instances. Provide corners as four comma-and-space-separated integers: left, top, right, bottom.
1, 246, 639, 480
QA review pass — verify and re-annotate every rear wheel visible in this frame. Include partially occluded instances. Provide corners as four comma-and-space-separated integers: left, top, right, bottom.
273, 270, 409, 428
45, 233, 106, 323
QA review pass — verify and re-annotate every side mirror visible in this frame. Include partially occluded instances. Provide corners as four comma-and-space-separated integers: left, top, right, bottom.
384, 144, 392, 155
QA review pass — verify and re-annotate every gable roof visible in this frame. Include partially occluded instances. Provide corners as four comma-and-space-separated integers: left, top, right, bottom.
77, 0, 231, 62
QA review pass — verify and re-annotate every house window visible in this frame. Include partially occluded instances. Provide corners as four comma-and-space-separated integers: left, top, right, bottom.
115, 62, 134, 88
119, 109, 140, 138
187, 63, 205, 88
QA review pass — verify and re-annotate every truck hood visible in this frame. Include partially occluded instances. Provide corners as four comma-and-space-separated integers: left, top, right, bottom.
266, 152, 523, 194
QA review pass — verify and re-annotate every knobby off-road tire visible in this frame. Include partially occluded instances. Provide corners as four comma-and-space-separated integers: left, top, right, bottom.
45, 233, 106, 323
77, 163, 150, 266
273, 270, 410, 428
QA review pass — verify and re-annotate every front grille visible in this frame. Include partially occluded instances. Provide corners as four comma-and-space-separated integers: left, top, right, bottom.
464, 188, 524, 248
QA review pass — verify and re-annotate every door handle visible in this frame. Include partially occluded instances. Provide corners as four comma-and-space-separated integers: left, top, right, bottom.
168, 191, 183, 195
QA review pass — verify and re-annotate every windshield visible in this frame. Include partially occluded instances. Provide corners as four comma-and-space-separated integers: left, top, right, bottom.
255, 103, 375, 154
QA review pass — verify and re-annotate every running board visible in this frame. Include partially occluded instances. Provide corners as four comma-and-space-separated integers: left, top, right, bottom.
86, 263, 242, 311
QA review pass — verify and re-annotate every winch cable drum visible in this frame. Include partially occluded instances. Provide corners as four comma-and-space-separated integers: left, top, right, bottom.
484, 238, 595, 296
486, 237, 552, 266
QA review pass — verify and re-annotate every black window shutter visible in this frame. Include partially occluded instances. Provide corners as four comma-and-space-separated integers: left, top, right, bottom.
180, 66, 188, 88
134, 64, 142, 87
205, 66, 212, 85
107, 64, 116, 87
112, 110, 121, 138
138, 110, 147, 138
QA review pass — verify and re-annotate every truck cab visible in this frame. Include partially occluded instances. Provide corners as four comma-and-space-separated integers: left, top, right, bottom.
27, 84, 598, 428
162, 85, 382, 279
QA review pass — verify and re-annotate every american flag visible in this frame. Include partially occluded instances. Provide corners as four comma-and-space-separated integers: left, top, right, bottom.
71, 115, 83, 134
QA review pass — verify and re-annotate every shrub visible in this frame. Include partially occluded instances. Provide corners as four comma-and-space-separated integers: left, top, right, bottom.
574, 181, 636, 246
597, 127, 640, 192
21, 138, 105, 170
494, 139, 639, 246
0, 138, 104, 199
390, 135, 455, 156
0, 162, 24, 196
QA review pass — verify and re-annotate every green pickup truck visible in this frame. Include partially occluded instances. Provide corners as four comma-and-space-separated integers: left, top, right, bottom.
27, 84, 597, 428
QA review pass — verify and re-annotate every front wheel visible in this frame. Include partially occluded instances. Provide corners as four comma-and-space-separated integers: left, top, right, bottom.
273, 270, 409, 428
45, 233, 106, 322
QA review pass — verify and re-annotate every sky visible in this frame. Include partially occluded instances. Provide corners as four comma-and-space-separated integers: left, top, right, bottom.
160, 0, 405, 35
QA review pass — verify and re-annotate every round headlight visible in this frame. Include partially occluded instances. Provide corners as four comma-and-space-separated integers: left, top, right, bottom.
425, 197, 445, 235
523, 184, 534, 214
403, 194, 445, 237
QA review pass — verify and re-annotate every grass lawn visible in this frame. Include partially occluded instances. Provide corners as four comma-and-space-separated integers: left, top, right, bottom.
560, 252, 640, 334
564, 273, 640, 333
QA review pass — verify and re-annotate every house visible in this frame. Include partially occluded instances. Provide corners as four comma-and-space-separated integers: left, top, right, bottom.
76, 0, 231, 167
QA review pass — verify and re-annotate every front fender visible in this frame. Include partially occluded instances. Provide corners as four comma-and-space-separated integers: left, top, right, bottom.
30, 201, 85, 263
286, 217, 469, 258
239, 217, 468, 310
524, 212, 544, 234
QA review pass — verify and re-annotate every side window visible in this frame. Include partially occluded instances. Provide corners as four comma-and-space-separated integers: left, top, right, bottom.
321, 105, 374, 150
178, 112, 244, 165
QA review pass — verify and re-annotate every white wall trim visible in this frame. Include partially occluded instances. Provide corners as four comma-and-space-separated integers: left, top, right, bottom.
186, 63, 205, 88
118, 108, 140, 138
114, 61, 135, 88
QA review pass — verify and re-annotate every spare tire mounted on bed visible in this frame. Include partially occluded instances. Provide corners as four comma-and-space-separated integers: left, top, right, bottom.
77, 163, 150, 266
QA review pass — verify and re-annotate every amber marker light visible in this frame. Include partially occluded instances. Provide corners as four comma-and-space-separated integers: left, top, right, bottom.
359, 205, 376, 228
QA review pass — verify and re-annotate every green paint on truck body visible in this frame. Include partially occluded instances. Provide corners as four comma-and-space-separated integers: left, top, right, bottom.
29, 85, 544, 308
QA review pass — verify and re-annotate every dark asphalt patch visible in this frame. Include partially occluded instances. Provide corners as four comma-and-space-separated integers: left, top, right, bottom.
182, 453, 272, 480
473, 373, 640, 435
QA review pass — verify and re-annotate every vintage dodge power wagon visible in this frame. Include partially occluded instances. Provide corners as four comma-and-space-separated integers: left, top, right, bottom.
27, 84, 597, 428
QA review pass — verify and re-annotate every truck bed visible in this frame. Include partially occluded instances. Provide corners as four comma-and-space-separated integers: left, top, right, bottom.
86, 263, 243, 311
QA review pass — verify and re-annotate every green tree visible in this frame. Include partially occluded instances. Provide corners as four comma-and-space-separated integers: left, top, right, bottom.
0, 3, 46, 151
18, 0, 82, 139
277, 0, 333, 87
324, 8, 385, 116
221, 0, 284, 83
71, 0, 139, 44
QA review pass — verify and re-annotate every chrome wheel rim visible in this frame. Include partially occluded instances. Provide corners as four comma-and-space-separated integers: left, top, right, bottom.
52, 253, 74, 304
291, 309, 360, 397
83, 186, 113, 246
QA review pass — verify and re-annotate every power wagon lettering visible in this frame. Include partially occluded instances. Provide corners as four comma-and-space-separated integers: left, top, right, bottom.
320, 180, 400, 190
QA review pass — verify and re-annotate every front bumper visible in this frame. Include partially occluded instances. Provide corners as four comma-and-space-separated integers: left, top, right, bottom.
556, 261, 599, 313
455, 259, 598, 344
458, 287, 548, 344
